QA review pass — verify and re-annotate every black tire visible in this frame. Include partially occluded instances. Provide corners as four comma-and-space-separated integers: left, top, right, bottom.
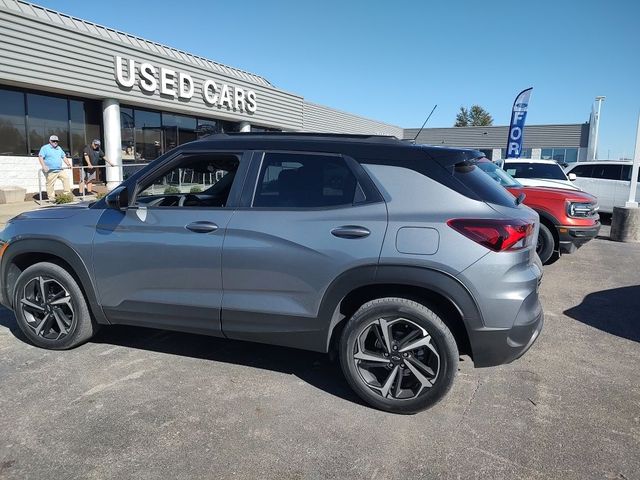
536, 223, 556, 264
13, 262, 97, 350
339, 297, 458, 414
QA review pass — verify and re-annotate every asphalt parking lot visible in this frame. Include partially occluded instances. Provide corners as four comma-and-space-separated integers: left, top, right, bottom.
1, 220, 639, 480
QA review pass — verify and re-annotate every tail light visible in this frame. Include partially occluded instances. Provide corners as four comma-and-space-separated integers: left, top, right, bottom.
447, 218, 534, 252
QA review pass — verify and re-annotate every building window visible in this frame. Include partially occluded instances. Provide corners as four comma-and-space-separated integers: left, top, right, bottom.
0, 88, 27, 155
0, 87, 101, 158
500, 148, 532, 159
120, 106, 240, 162
540, 147, 578, 163
251, 125, 281, 133
26, 93, 69, 156
70, 100, 101, 160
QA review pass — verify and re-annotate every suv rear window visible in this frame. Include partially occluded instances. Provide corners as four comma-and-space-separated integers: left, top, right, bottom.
452, 160, 518, 208
253, 152, 358, 208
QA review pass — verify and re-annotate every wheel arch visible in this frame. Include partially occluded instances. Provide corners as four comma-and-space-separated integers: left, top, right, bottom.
321, 265, 483, 361
1, 239, 109, 325
535, 210, 560, 250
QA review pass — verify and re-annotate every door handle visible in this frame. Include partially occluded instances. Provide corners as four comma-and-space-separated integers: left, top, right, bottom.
186, 221, 219, 233
331, 225, 371, 239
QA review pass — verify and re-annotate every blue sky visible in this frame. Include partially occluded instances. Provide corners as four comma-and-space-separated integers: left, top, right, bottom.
36, 0, 640, 159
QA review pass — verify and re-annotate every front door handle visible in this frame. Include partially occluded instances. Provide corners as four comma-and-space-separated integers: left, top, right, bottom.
331, 225, 371, 239
186, 221, 219, 233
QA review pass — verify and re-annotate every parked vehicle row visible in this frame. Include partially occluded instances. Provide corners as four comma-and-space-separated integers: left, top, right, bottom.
0, 133, 544, 414
483, 159, 600, 264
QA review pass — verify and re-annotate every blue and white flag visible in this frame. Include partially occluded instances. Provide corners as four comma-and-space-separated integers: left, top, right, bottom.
506, 88, 533, 158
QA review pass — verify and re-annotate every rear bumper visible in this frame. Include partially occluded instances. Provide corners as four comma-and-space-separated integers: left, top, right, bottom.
558, 222, 600, 254
468, 291, 544, 368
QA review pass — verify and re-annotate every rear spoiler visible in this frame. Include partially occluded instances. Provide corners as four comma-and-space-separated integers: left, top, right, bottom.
419, 146, 485, 168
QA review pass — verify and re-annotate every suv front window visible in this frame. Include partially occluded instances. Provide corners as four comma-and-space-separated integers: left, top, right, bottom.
136, 153, 240, 208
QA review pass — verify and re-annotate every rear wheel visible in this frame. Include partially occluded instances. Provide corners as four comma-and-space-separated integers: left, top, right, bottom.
13, 262, 97, 350
536, 223, 556, 264
339, 297, 458, 414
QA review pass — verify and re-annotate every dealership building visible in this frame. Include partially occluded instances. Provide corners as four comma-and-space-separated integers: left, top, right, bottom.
0, 0, 594, 194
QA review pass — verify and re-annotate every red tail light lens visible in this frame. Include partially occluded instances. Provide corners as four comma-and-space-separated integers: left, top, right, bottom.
447, 219, 534, 252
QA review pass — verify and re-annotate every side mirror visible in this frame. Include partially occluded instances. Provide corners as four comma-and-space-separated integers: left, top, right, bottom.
105, 186, 129, 211
568, 173, 577, 181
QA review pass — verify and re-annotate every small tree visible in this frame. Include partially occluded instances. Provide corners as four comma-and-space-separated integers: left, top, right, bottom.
454, 107, 470, 127
454, 105, 493, 126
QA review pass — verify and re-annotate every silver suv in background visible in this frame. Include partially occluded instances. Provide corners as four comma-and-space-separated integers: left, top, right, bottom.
0, 133, 543, 414
564, 161, 639, 213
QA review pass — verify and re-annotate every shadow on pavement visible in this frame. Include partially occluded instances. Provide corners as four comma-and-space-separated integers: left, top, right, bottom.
0, 307, 364, 406
564, 285, 640, 342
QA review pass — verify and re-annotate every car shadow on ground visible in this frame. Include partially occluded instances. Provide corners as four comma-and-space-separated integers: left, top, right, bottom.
0, 308, 365, 406
564, 285, 640, 342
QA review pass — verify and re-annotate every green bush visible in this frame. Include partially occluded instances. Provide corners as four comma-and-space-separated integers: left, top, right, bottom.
189, 185, 203, 193
54, 192, 74, 204
164, 186, 181, 194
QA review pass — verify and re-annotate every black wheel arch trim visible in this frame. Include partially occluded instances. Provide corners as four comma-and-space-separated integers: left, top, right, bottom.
0, 238, 109, 325
320, 264, 484, 353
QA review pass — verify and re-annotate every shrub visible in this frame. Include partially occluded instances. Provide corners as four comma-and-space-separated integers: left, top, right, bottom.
189, 185, 203, 193
164, 186, 181, 194
54, 192, 74, 204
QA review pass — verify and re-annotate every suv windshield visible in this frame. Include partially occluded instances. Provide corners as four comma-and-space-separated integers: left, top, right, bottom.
476, 160, 522, 188
504, 162, 567, 180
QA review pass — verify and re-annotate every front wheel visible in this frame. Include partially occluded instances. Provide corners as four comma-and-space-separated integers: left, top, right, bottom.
339, 297, 458, 414
13, 262, 98, 350
536, 223, 556, 264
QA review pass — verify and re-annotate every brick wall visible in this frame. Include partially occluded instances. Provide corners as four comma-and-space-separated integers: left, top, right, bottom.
0, 157, 73, 194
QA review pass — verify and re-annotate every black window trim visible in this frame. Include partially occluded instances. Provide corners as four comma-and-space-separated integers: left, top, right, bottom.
243, 149, 383, 211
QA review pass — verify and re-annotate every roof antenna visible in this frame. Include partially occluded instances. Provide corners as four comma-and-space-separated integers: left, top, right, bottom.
413, 104, 438, 143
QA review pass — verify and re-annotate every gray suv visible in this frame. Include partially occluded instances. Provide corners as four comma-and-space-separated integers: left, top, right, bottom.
0, 133, 543, 414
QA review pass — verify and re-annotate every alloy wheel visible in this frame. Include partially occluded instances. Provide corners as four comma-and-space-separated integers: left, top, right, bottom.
352, 317, 440, 400
20, 276, 74, 340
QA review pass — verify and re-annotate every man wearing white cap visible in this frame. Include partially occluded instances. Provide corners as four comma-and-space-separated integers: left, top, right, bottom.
38, 135, 71, 201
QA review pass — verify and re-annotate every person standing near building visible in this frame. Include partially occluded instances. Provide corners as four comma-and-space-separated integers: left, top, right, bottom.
38, 135, 72, 201
81, 139, 115, 195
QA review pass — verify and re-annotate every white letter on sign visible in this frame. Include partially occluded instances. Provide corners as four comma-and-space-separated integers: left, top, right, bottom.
115, 56, 135, 88
179, 73, 194, 100
245, 90, 257, 113
160, 68, 176, 98
202, 79, 219, 105
508, 142, 520, 156
139, 63, 157, 93
234, 87, 245, 111
510, 127, 522, 141
219, 84, 232, 109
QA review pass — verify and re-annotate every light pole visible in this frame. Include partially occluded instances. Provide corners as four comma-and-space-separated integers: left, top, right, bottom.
592, 96, 605, 161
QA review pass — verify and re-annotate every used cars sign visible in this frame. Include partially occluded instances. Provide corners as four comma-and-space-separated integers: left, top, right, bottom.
114, 56, 257, 113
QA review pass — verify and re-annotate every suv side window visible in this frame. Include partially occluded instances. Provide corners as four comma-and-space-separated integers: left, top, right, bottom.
253, 152, 358, 208
569, 164, 594, 178
136, 153, 241, 208
592, 164, 622, 180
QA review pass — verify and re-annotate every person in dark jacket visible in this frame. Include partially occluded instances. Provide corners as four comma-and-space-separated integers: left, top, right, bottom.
81, 139, 114, 194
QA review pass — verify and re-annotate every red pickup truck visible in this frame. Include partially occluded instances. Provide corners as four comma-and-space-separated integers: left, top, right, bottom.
477, 159, 600, 264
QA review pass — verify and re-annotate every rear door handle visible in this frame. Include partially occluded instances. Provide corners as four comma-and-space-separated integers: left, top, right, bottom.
186, 221, 219, 233
331, 226, 371, 239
